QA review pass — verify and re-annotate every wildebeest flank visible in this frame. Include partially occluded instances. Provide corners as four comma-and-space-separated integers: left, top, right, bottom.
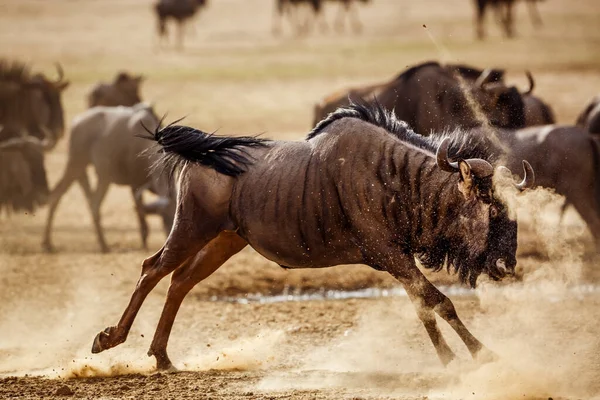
42, 103, 175, 253
0, 60, 69, 213
87, 72, 144, 108
90, 103, 533, 371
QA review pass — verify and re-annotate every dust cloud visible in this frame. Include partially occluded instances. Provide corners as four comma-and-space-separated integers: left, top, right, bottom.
258, 187, 600, 399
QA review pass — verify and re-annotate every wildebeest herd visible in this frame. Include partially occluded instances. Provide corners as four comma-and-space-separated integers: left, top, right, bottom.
1, 0, 599, 376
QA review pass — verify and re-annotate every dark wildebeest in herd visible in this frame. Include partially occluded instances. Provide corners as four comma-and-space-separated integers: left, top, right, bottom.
0, 60, 69, 213
495, 125, 600, 248
474, 0, 545, 39
42, 103, 176, 253
154, 0, 208, 48
313, 62, 531, 134
455, 67, 554, 127
273, 0, 370, 35
87, 72, 144, 108
576, 95, 600, 134
91, 102, 534, 371
313, 62, 554, 132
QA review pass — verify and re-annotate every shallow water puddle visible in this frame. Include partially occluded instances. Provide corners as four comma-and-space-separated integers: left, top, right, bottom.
209, 283, 600, 304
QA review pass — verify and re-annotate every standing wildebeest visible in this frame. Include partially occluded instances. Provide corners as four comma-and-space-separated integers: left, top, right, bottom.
91, 103, 533, 371
495, 125, 600, 247
273, 0, 321, 35
42, 103, 175, 253
474, 0, 545, 39
0, 60, 69, 213
313, 62, 529, 134
154, 0, 208, 49
576, 95, 600, 134
87, 72, 144, 108
273, 0, 370, 35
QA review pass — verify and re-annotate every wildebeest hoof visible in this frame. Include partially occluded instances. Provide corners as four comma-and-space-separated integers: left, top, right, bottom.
474, 347, 498, 364
91, 326, 121, 353
42, 241, 56, 253
148, 349, 176, 372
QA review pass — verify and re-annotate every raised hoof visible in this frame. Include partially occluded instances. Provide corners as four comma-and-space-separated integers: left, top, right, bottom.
474, 347, 499, 364
91, 327, 120, 354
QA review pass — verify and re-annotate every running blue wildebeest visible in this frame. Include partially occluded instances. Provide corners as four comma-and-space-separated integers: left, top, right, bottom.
91, 102, 534, 371
42, 103, 176, 253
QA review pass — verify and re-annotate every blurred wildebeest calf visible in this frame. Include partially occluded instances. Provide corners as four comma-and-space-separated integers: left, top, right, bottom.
42, 103, 175, 253
87, 72, 144, 108
91, 102, 533, 371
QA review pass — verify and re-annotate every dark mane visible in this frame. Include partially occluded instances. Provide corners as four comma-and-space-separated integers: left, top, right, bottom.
0, 60, 32, 85
307, 100, 499, 163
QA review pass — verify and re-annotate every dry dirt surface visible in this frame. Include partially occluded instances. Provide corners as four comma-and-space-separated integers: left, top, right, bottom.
1, 0, 600, 399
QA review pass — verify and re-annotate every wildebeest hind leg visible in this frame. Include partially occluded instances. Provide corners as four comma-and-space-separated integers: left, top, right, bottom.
148, 231, 248, 370
131, 187, 149, 249
89, 179, 111, 253
91, 200, 222, 355
42, 168, 80, 252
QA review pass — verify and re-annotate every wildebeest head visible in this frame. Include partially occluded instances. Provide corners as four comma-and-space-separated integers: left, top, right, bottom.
468, 80, 527, 130
0, 62, 69, 149
29, 64, 70, 146
114, 72, 144, 104
429, 138, 534, 287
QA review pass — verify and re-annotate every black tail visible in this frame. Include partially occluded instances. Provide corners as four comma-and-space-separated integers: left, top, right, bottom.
145, 121, 270, 180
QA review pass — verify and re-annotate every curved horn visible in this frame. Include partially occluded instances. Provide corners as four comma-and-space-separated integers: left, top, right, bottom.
475, 68, 493, 88
436, 138, 494, 177
524, 71, 535, 95
54, 63, 65, 83
436, 138, 459, 172
515, 160, 535, 190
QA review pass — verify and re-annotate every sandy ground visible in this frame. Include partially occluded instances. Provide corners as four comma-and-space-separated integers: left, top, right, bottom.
1, 0, 600, 398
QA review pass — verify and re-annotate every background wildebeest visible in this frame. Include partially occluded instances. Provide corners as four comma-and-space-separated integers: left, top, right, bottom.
456, 67, 555, 126
273, 0, 321, 35
87, 72, 144, 108
495, 125, 600, 248
576, 95, 600, 134
90, 103, 533, 371
474, 0, 545, 39
154, 0, 208, 48
273, 0, 370, 35
0, 60, 69, 213
313, 61, 530, 135
42, 103, 175, 253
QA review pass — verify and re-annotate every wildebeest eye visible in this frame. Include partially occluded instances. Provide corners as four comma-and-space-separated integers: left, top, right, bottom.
490, 205, 499, 219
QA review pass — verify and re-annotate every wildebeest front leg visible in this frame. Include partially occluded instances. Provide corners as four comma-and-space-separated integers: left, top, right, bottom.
148, 232, 248, 370
393, 267, 488, 363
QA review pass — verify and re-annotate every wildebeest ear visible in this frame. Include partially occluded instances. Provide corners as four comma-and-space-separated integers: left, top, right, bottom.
458, 160, 474, 199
